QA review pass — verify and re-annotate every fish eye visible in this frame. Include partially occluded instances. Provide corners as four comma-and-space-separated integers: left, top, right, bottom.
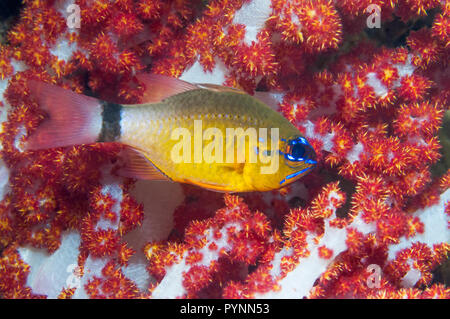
283, 136, 316, 167
291, 143, 305, 159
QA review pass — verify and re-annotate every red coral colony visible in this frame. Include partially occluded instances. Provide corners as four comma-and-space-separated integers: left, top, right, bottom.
0, 0, 448, 299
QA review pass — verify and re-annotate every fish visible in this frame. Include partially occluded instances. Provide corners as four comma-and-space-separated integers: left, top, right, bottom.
26, 74, 316, 192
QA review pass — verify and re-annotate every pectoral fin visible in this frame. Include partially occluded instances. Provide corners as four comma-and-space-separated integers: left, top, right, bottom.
221, 162, 245, 174
118, 146, 171, 181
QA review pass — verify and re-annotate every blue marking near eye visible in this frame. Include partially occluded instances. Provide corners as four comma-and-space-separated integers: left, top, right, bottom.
288, 136, 308, 146
305, 159, 317, 164
279, 166, 313, 185
285, 166, 312, 180
285, 154, 304, 161
297, 137, 308, 145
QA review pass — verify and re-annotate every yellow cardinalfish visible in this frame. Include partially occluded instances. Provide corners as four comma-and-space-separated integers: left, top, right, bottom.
26, 74, 316, 192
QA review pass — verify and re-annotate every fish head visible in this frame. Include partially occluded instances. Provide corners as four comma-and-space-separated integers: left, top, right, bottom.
245, 134, 316, 191
278, 135, 317, 185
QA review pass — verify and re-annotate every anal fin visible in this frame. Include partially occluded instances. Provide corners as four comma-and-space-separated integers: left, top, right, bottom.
183, 178, 230, 193
118, 146, 171, 181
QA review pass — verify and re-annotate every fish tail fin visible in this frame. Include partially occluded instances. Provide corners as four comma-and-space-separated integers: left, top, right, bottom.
26, 80, 104, 150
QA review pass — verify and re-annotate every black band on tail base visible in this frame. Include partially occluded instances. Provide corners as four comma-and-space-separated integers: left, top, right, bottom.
98, 101, 122, 142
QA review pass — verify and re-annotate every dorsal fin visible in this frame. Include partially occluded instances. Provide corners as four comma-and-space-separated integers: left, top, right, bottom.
195, 83, 247, 94
196, 84, 281, 111
117, 146, 171, 181
253, 91, 283, 111
136, 73, 197, 103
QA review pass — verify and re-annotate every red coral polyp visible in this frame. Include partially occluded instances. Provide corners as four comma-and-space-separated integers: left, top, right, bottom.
111, 12, 144, 37
394, 101, 444, 138
297, 0, 343, 52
